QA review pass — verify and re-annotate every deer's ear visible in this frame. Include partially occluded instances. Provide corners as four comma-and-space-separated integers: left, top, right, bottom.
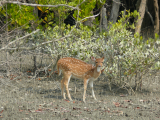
91, 56, 96, 61
102, 56, 104, 60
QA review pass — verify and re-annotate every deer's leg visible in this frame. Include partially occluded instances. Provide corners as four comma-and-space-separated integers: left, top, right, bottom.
64, 72, 72, 101
61, 77, 66, 99
83, 79, 89, 103
89, 80, 97, 101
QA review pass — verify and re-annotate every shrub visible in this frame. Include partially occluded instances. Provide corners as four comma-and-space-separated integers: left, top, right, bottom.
30, 10, 160, 92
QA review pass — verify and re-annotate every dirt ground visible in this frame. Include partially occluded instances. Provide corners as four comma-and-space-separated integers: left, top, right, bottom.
0, 71, 160, 120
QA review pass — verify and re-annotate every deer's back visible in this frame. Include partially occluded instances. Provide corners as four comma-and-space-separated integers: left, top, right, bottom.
57, 57, 94, 75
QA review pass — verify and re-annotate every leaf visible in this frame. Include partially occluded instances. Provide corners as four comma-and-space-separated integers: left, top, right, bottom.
64, 99, 70, 102
120, 94, 127, 97
0, 110, 4, 113
37, 6, 43, 12
135, 107, 140, 109
19, 109, 23, 112
113, 102, 120, 107
35, 108, 43, 112
155, 33, 159, 39
25, 25, 30, 29
48, 22, 53, 25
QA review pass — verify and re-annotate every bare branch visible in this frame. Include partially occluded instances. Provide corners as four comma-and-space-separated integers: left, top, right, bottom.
77, 0, 86, 7
145, 6, 154, 25
78, 13, 100, 23
1, 1, 78, 10
0, 29, 40, 51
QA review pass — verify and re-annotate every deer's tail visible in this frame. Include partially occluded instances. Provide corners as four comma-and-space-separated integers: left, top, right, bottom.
57, 63, 61, 76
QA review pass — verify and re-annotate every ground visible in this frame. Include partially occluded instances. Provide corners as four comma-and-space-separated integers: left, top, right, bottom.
0, 72, 160, 120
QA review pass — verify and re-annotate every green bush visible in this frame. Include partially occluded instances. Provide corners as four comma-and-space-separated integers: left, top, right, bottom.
30, 10, 160, 92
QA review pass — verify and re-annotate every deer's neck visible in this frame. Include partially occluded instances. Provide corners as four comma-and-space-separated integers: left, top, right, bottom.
97, 67, 101, 72
93, 66, 101, 78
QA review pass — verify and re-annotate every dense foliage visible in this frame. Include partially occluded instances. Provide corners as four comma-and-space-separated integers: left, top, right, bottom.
28, 10, 160, 91
0, 0, 105, 30
0, 4, 36, 29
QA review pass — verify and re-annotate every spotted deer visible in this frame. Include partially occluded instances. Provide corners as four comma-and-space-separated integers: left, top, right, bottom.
57, 57, 104, 103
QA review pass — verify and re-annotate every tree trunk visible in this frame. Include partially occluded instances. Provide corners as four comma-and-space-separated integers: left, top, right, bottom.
135, 0, 147, 34
109, 0, 120, 24
153, 0, 159, 35
100, 5, 107, 32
